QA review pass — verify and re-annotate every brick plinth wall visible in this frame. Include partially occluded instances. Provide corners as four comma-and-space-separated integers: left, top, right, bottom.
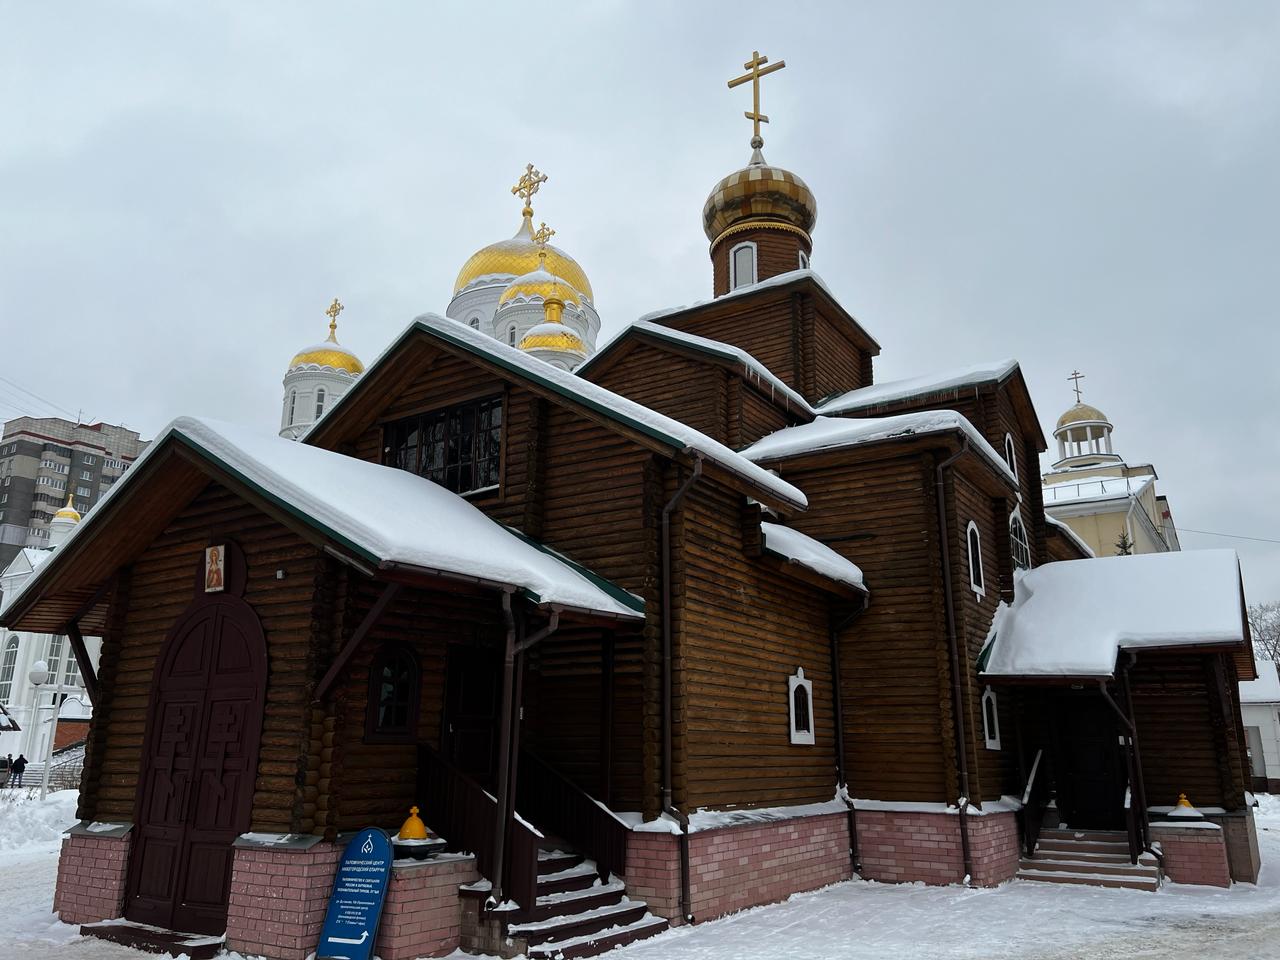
1151, 824, 1231, 887
1205, 810, 1261, 883
378, 855, 479, 960
855, 809, 1018, 887
225, 842, 341, 960
624, 811, 851, 924
53, 832, 131, 924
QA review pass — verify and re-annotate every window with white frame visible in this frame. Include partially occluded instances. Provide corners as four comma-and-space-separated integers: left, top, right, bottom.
788, 667, 815, 745
288, 390, 297, 426
981, 686, 1001, 750
0, 637, 18, 704
729, 241, 757, 289
798, 250, 810, 270
315, 387, 326, 420
1003, 433, 1018, 482
508, 327, 517, 346
469, 317, 480, 329
966, 521, 985, 597
1009, 512, 1031, 570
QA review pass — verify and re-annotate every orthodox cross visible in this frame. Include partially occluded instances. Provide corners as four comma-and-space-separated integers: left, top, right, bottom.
512, 163, 549, 218
1068, 369, 1085, 403
728, 50, 786, 147
532, 221, 555, 267
325, 298, 344, 340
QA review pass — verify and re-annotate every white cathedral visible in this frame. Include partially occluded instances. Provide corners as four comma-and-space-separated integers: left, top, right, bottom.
278, 165, 600, 439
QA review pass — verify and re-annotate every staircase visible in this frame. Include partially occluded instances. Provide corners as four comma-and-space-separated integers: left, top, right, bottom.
1017, 828, 1160, 891
499, 845, 668, 959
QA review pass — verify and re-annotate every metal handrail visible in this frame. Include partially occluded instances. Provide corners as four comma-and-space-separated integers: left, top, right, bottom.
1018, 749, 1050, 857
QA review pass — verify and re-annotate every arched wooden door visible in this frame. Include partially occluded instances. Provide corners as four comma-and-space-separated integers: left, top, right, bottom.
125, 595, 267, 935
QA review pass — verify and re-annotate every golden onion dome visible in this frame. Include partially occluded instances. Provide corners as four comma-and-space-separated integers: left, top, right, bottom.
498, 265, 580, 308
53, 494, 80, 523
1056, 402, 1109, 430
703, 147, 817, 245
518, 321, 586, 355
454, 215, 594, 302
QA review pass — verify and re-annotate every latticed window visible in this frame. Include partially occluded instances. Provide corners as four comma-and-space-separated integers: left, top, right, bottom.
0, 638, 18, 704
1009, 514, 1031, 570
315, 388, 326, 420
383, 397, 503, 496
63, 647, 81, 687
367, 645, 420, 741
46, 634, 64, 684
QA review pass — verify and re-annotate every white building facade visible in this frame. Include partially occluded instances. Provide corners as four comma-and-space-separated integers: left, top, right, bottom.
1241, 660, 1280, 793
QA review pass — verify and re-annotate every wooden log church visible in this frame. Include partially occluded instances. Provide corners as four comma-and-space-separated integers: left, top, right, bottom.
1, 50, 1262, 960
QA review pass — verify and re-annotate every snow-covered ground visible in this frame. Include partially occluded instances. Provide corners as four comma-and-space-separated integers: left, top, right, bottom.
4, 791, 1279, 959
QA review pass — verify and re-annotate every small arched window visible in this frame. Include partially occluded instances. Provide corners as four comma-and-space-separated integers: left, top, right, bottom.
788, 667, 815, 745
288, 390, 297, 426
981, 686, 1001, 750
967, 521, 985, 598
798, 250, 810, 270
508, 327, 517, 346
367, 645, 421, 741
1009, 512, 1031, 571
1003, 433, 1018, 482
0, 637, 18, 704
315, 388, 326, 420
729, 241, 757, 290
469, 317, 480, 329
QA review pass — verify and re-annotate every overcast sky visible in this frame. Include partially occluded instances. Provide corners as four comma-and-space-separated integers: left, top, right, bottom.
3, 3, 1278, 600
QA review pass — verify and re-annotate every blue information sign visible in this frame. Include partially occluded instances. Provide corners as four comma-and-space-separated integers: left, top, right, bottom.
317, 828, 393, 960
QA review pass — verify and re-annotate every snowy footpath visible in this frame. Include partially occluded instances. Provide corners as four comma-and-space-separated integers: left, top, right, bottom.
4, 791, 1280, 960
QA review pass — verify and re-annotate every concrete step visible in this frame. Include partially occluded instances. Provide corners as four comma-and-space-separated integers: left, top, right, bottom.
526, 914, 669, 959
1036, 838, 1131, 857
508, 899, 650, 946
1017, 868, 1159, 891
80, 922, 223, 959
1027, 848, 1158, 868
1021, 856, 1158, 878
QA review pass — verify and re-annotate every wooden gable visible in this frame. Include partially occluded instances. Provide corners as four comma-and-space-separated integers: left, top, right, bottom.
647, 274, 879, 406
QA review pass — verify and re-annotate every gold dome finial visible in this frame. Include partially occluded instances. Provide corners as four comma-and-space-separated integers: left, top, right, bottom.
728, 49, 786, 149
325, 298, 344, 343
511, 163, 549, 220
1068, 369, 1085, 403
54, 493, 81, 523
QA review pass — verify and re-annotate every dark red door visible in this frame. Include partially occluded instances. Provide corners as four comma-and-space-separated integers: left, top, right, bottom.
126, 596, 266, 935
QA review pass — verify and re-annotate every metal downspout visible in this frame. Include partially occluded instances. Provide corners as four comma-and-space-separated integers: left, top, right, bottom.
935, 441, 975, 884
831, 604, 867, 874
662, 455, 703, 922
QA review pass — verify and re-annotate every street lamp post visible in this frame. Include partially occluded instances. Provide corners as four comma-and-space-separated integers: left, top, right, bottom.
27, 657, 63, 801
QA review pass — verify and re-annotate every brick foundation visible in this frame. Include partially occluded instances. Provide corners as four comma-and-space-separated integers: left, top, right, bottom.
53, 832, 132, 924
857, 809, 1019, 887
625, 811, 852, 924
379, 855, 479, 960
1205, 809, 1261, 883
1150, 823, 1231, 887
225, 842, 479, 960
225, 841, 342, 960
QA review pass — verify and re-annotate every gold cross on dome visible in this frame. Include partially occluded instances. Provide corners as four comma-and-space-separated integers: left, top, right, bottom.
325, 298, 344, 339
1068, 370, 1085, 403
728, 50, 786, 147
532, 221, 555, 248
511, 163, 549, 217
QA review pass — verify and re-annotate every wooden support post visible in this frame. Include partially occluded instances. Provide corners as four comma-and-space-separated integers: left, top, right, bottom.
601, 635, 614, 805
65, 620, 98, 706
314, 581, 401, 702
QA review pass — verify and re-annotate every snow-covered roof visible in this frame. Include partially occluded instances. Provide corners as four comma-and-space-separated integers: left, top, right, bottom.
741, 411, 1016, 485
817, 359, 1020, 415
634, 269, 880, 349
1241, 661, 1280, 703
4, 417, 645, 623
309, 314, 807, 511
760, 522, 867, 593
1044, 515, 1096, 558
981, 550, 1246, 680
1042, 474, 1155, 506
582, 320, 812, 413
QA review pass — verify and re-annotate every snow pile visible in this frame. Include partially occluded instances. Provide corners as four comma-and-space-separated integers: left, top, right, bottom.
1240, 660, 1280, 703
0, 790, 78, 852
982, 549, 1246, 679
742, 412, 1016, 485
760, 522, 866, 592
4, 416, 645, 623
817, 359, 1020, 414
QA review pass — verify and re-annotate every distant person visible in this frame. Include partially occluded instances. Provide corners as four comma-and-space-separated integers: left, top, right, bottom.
11, 754, 27, 788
